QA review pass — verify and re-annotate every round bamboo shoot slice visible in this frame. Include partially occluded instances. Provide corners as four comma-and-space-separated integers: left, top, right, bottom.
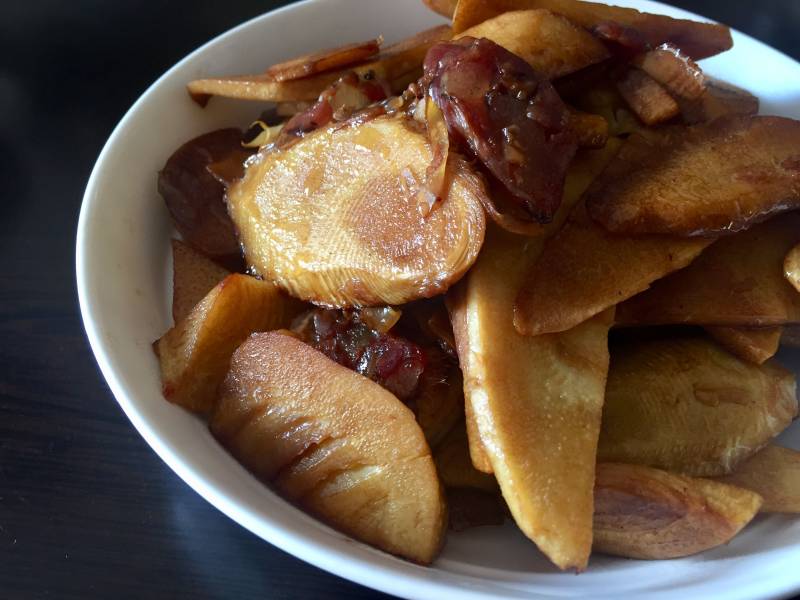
228, 115, 487, 307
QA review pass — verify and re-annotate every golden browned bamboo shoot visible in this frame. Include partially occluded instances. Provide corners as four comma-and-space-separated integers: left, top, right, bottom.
634, 43, 705, 100
451, 0, 732, 60
228, 115, 487, 307
456, 10, 609, 79
266, 37, 382, 82
706, 326, 783, 365
446, 145, 621, 571
156, 274, 304, 413
586, 116, 800, 237
616, 215, 800, 328
170, 239, 230, 324
211, 332, 446, 564
594, 463, 762, 559
599, 337, 798, 476
514, 200, 711, 336
188, 25, 451, 104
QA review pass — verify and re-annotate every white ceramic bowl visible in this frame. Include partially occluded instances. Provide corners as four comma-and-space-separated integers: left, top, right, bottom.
77, 1, 800, 598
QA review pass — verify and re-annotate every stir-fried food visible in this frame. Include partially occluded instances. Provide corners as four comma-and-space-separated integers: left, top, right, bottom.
424, 36, 578, 223
450, 0, 733, 59
598, 337, 798, 476
705, 326, 783, 365
152, 0, 800, 572
593, 463, 762, 559
227, 115, 487, 306
211, 332, 446, 564
616, 214, 800, 327
455, 9, 610, 79
714, 445, 800, 513
585, 116, 800, 236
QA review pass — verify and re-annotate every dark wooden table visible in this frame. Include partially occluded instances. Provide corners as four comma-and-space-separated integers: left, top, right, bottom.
2, 1, 799, 598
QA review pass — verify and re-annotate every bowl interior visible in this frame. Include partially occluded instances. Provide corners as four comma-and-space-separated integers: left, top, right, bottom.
77, 1, 800, 598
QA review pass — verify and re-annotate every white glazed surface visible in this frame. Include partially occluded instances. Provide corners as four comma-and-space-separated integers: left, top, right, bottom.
76, 1, 800, 598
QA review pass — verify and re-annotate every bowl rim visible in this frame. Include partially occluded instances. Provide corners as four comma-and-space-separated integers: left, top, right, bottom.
76, 1, 800, 598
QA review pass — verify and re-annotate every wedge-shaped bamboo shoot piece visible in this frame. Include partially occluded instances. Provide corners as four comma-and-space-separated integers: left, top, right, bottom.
599, 337, 798, 476
594, 463, 762, 559
445, 146, 620, 569
211, 332, 446, 564
446, 282, 494, 474
189, 72, 344, 104
188, 25, 451, 104
228, 115, 486, 307
170, 239, 230, 324
362, 23, 452, 77
586, 116, 800, 237
449, 226, 613, 570
457, 10, 609, 79
714, 445, 800, 513
451, 0, 732, 59
706, 326, 783, 365
514, 200, 711, 336
617, 215, 800, 328
266, 37, 382, 82
784, 243, 800, 293
455, 143, 622, 474
616, 68, 679, 126
156, 274, 303, 413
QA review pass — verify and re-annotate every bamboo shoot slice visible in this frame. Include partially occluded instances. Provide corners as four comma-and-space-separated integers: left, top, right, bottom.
228, 115, 487, 307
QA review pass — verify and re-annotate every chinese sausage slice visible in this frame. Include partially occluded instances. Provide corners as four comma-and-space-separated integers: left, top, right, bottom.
227, 115, 487, 307
211, 331, 446, 564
